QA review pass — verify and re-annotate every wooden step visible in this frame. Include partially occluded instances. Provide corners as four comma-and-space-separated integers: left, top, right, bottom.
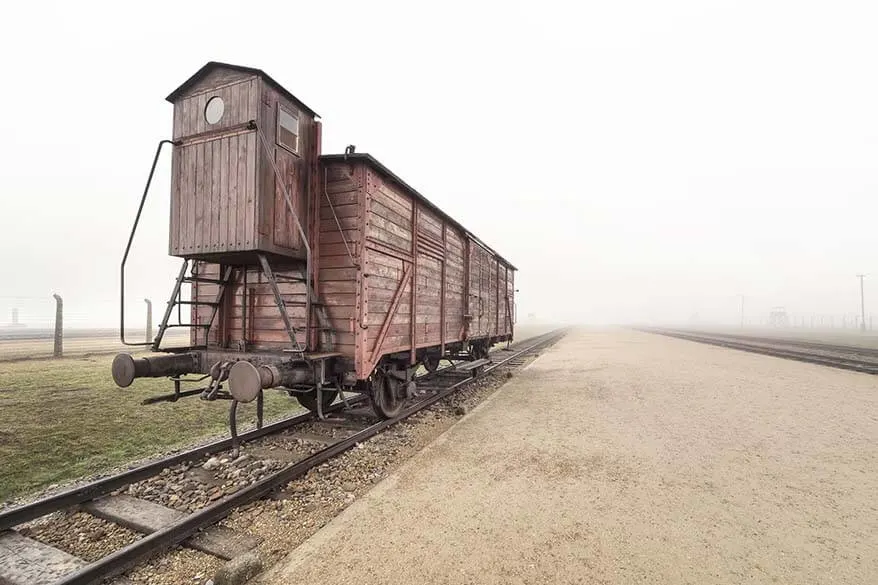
341, 407, 377, 419
456, 358, 491, 372
313, 417, 369, 431
286, 431, 335, 446
83, 495, 259, 560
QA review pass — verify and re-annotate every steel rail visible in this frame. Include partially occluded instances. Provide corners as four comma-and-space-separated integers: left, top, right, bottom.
1, 358, 473, 530
0, 352, 480, 531
0, 399, 358, 532
641, 328, 878, 375
56, 329, 566, 585
651, 328, 878, 358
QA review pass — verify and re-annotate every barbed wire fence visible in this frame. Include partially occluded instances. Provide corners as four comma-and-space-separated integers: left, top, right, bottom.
0, 295, 187, 361
2, 294, 877, 361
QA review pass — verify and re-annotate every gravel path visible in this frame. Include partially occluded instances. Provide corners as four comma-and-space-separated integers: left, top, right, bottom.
261, 328, 878, 585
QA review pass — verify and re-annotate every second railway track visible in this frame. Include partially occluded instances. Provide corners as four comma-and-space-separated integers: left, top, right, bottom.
0, 329, 566, 585
641, 327, 878, 375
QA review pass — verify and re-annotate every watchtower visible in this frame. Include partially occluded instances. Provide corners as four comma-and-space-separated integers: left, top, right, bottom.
166, 62, 320, 262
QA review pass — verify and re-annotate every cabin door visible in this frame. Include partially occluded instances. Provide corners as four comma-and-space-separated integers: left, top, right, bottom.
273, 151, 301, 250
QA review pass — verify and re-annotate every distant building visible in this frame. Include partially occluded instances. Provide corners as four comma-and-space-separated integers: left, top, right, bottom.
3, 308, 26, 329
768, 307, 789, 327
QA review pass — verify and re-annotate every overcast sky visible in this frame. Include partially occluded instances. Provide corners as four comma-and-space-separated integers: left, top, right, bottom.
1, 0, 877, 328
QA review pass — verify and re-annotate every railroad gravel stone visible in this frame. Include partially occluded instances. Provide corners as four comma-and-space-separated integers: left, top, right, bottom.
123, 446, 293, 513
202, 457, 221, 471
25, 511, 139, 563
213, 552, 263, 585
128, 547, 224, 585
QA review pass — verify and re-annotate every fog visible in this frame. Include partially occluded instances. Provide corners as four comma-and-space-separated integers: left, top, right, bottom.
1, 0, 877, 329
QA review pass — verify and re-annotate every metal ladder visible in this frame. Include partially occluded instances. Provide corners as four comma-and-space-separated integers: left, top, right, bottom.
153, 255, 330, 355
152, 260, 234, 351
259, 256, 335, 354
257, 254, 306, 355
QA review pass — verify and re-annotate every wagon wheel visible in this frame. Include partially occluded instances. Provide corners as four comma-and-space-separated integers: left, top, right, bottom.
423, 353, 441, 373
295, 388, 338, 414
371, 369, 404, 419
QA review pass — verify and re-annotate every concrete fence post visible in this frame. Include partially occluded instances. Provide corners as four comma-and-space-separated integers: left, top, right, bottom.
52, 293, 63, 358
144, 298, 153, 343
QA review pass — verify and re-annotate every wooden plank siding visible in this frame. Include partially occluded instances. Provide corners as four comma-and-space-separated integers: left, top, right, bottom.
257, 82, 313, 258
321, 159, 515, 379
171, 75, 258, 141
415, 206, 445, 348
190, 262, 311, 349
186, 163, 366, 355
170, 132, 256, 255
316, 164, 363, 357
444, 228, 466, 342
188, 155, 515, 380
169, 74, 260, 257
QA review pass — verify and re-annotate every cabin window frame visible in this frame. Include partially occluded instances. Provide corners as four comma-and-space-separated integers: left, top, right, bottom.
276, 105, 300, 155
204, 96, 225, 125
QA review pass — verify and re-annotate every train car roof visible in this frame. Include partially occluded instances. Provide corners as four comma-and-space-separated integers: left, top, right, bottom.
320, 153, 517, 270
166, 61, 319, 118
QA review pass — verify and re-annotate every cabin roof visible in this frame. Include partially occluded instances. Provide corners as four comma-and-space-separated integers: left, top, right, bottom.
319, 153, 517, 270
166, 61, 319, 118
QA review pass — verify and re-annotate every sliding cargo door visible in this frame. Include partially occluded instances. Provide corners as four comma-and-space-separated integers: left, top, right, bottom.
487, 257, 498, 336
496, 264, 506, 336
444, 228, 466, 343
414, 207, 445, 348
466, 239, 494, 338
502, 265, 514, 335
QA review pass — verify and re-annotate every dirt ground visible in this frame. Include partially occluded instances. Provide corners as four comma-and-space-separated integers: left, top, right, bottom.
261, 328, 878, 585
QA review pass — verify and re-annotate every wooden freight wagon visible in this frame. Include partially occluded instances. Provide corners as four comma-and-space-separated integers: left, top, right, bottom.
113, 62, 516, 419
318, 154, 516, 378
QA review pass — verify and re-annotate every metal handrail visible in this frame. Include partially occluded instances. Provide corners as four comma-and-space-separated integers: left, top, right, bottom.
252, 121, 313, 350
120, 139, 177, 346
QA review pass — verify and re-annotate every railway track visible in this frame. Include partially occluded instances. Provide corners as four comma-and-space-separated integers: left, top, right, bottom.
0, 329, 566, 585
641, 328, 878, 374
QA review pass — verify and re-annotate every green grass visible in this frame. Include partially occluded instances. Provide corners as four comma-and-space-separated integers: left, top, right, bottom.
0, 325, 559, 502
0, 353, 302, 501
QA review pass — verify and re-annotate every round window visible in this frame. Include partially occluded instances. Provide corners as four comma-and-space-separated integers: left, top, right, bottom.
204, 96, 224, 124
